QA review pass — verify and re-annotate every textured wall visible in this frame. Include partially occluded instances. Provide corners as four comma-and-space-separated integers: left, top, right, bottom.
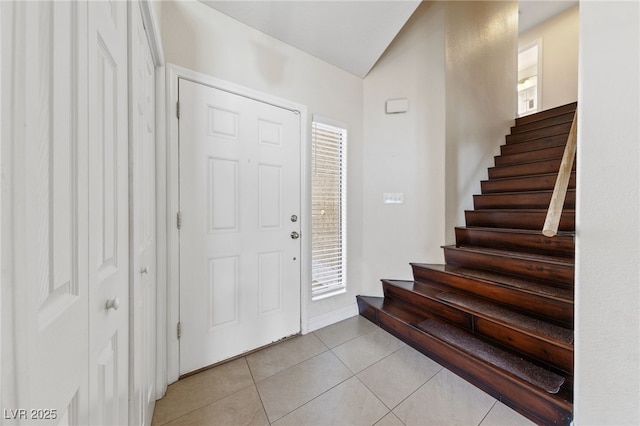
574, 2, 640, 424
444, 1, 518, 242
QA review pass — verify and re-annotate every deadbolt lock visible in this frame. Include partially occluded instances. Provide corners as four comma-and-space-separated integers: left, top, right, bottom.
290, 214, 298, 222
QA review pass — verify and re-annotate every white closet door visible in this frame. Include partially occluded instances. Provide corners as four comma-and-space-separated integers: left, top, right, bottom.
2, 1, 89, 423
129, 1, 157, 425
87, 1, 129, 424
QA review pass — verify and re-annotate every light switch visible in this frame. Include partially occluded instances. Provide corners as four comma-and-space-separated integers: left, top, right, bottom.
383, 192, 404, 204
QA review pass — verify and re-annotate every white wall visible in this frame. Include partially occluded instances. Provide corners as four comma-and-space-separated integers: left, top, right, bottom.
362, 2, 447, 291
361, 1, 517, 291
519, 5, 579, 111
159, 1, 364, 326
574, 2, 640, 424
444, 1, 518, 242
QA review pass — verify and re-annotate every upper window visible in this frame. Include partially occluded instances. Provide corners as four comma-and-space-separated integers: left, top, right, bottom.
311, 118, 347, 300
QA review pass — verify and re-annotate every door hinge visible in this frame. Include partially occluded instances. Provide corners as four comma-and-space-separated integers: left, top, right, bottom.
177, 212, 182, 229
176, 101, 180, 119
177, 322, 182, 340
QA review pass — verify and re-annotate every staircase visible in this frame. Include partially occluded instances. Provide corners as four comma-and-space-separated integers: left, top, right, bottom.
357, 102, 577, 426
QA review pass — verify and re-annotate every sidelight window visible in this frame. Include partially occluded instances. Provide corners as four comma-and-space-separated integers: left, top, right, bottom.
311, 117, 347, 300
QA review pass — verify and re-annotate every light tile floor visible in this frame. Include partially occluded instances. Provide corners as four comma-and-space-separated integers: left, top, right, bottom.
152, 316, 536, 426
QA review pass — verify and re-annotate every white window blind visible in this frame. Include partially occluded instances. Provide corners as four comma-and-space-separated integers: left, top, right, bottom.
311, 119, 347, 299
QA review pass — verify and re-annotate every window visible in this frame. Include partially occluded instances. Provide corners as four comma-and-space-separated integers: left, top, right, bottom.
311, 118, 347, 300
518, 42, 541, 116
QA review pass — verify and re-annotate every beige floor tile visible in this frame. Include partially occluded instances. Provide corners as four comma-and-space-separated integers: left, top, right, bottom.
246, 333, 328, 382
358, 345, 442, 409
374, 412, 405, 426
162, 386, 269, 426
313, 315, 378, 348
480, 401, 537, 426
393, 369, 495, 426
272, 376, 389, 426
256, 351, 353, 422
152, 358, 254, 425
332, 328, 405, 373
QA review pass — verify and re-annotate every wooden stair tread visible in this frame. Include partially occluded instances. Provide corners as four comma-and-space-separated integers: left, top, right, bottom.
481, 173, 576, 194
511, 111, 575, 134
506, 123, 573, 144
501, 133, 569, 155
515, 102, 576, 126
412, 263, 574, 302
445, 245, 574, 266
415, 319, 566, 394
473, 191, 576, 210
385, 279, 573, 345
435, 292, 574, 344
495, 146, 567, 166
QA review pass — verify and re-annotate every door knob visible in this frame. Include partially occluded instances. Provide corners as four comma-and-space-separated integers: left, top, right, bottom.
141, 266, 148, 274
290, 231, 300, 239
106, 297, 120, 311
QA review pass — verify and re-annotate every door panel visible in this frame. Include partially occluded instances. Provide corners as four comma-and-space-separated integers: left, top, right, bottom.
3, 1, 90, 422
179, 80, 301, 374
88, 1, 129, 424
129, 2, 157, 425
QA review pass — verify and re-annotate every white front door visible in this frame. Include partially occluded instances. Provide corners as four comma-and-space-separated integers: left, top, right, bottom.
178, 79, 302, 375
88, 1, 129, 424
129, 2, 157, 425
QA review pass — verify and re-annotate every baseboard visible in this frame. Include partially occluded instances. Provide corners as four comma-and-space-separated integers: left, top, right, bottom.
305, 302, 359, 333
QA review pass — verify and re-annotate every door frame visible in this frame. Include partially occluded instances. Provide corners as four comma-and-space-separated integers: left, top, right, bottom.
162, 64, 310, 384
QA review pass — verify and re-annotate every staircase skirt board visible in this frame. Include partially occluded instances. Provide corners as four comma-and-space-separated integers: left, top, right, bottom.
356, 296, 573, 426
358, 103, 576, 425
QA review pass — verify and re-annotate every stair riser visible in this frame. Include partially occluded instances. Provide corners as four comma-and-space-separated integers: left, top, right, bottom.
481, 173, 576, 193
511, 112, 575, 134
455, 227, 574, 258
383, 281, 573, 373
475, 318, 573, 373
495, 146, 566, 167
383, 283, 473, 329
465, 210, 575, 232
473, 191, 576, 210
488, 160, 575, 180
363, 305, 573, 426
412, 265, 573, 325
444, 248, 574, 286
501, 134, 568, 155
515, 102, 577, 127
507, 122, 573, 144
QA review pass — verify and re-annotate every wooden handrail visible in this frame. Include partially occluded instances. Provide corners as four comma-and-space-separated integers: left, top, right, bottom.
542, 108, 578, 237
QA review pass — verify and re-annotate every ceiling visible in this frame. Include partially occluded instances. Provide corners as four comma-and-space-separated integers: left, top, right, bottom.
201, 0, 578, 78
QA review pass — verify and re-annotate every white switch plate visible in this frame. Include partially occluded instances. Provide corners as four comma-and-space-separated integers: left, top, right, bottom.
383, 192, 404, 204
